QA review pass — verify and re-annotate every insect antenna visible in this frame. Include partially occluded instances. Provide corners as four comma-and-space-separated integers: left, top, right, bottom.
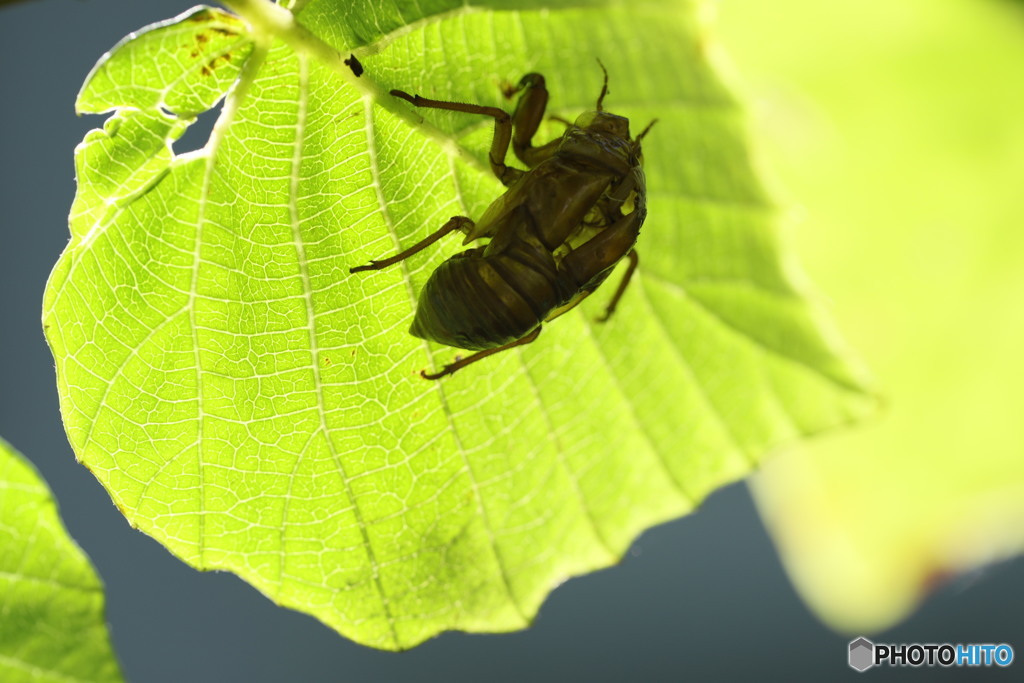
636, 119, 658, 142
595, 59, 610, 111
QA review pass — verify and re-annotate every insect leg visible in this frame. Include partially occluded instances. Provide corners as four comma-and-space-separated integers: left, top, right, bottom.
390, 89, 520, 186
505, 74, 561, 168
559, 208, 644, 318
349, 216, 472, 273
422, 326, 542, 380
596, 250, 638, 322
601, 167, 641, 219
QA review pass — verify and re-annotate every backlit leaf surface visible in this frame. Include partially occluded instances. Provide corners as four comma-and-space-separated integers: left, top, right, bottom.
43, 0, 873, 648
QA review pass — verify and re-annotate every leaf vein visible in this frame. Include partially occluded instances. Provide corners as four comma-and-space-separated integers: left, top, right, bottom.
575, 307, 696, 504
363, 98, 528, 628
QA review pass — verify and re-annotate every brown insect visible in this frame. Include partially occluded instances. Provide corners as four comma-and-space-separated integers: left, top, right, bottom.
352, 65, 654, 379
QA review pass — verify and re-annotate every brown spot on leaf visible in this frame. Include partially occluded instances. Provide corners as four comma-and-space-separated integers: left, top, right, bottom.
198, 51, 235, 77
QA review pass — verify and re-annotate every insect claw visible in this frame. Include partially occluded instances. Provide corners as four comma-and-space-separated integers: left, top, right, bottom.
348, 261, 377, 273
390, 89, 416, 104
421, 367, 450, 381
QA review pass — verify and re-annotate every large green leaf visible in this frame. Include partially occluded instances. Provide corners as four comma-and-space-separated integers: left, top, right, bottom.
721, 0, 1024, 631
43, 0, 873, 649
0, 437, 122, 683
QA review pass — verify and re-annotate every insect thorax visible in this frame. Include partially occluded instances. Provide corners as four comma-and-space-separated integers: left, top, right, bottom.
558, 117, 636, 175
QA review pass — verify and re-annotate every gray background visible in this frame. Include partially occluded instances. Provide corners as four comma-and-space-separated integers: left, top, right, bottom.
1, 1, 1020, 681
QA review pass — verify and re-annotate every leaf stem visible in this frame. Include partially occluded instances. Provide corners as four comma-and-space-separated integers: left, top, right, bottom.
219, 0, 491, 176
220, 0, 355, 84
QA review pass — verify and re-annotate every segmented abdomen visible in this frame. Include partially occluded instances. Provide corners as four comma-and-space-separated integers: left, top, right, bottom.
410, 246, 563, 350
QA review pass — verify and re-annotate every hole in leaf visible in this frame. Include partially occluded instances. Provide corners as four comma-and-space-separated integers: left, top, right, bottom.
171, 100, 223, 156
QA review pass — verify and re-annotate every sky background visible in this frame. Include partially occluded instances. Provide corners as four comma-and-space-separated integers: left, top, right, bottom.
1, 1, 1021, 681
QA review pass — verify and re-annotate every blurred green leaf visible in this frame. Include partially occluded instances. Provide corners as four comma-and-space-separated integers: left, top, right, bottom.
720, 0, 1024, 631
0, 437, 122, 683
43, 0, 872, 648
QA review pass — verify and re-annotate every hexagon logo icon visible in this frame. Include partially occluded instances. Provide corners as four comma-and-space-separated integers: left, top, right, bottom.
849, 637, 875, 672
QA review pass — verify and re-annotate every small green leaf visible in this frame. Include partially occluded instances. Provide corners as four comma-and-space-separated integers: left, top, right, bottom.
44, 0, 873, 649
0, 437, 122, 683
